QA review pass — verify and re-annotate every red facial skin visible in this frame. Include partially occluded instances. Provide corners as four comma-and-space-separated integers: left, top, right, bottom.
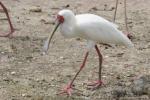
57, 15, 64, 23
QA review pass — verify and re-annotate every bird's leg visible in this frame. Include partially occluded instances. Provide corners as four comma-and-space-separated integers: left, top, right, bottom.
123, 0, 132, 39
113, 0, 119, 22
0, 2, 14, 37
57, 52, 89, 96
87, 45, 103, 90
113, 0, 132, 39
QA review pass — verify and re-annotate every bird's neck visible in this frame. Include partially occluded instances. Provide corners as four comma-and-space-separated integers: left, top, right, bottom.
65, 16, 76, 27
60, 17, 77, 38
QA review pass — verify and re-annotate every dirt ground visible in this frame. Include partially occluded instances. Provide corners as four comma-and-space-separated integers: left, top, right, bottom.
0, 0, 150, 100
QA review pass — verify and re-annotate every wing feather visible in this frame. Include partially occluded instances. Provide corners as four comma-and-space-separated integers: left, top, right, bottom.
76, 14, 133, 47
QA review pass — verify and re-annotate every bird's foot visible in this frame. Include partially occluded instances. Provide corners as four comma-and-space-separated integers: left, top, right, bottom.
0, 31, 13, 38
124, 32, 133, 39
57, 83, 74, 96
87, 80, 103, 90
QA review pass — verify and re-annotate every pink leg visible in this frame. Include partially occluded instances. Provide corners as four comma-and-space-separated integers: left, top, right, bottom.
113, 0, 119, 22
123, 0, 132, 39
57, 52, 89, 96
0, 1, 14, 37
87, 45, 103, 90
114, 0, 132, 39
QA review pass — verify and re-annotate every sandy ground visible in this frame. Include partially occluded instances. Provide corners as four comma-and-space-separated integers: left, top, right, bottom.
0, 0, 150, 100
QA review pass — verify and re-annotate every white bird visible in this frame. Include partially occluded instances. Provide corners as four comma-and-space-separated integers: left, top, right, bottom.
43, 9, 133, 96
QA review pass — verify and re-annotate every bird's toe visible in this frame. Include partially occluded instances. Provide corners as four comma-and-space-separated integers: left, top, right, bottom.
87, 80, 103, 90
56, 83, 74, 96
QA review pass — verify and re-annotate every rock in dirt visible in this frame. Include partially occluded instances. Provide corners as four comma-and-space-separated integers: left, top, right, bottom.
40, 17, 54, 25
131, 75, 150, 95
64, 4, 70, 8
91, 7, 98, 11
21, 93, 31, 98
62, 4, 70, 8
119, 95, 149, 100
113, 86, 127, 99
11, 71, 16, 75
29, 6, 42, 12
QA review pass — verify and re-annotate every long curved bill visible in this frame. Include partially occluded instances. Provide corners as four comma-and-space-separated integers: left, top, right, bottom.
42, 22, 61, 53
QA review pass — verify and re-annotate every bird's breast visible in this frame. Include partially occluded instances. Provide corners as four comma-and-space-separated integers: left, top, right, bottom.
59, 24, 77, 38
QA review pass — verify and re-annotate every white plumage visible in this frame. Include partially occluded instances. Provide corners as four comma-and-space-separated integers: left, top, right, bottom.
58, 10, 133, 49
43, 9, 134, 96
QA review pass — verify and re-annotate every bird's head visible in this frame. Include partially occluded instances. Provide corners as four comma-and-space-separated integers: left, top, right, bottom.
57, 9, 75, 24
43, 9, 75, 53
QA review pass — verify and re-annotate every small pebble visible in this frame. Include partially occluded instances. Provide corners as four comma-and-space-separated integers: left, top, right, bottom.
91, 7, 98, 11
105, 55, 109, 58
64, 4, 70, 8
21, 93, 26, 97
102, 75, 107, 78
11, 71, 16, 75
60, 56, 64, 59
1, 52, 4, 54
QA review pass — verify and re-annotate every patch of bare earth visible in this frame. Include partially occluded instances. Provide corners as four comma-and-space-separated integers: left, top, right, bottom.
0, 0, 150, 100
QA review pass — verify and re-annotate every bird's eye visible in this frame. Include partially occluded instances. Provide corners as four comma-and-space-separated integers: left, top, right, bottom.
57, 15, 64, 23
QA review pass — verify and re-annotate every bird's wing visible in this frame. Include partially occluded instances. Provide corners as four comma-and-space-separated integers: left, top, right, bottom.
76, 14, 119, 28
76, 14, 133, 47
109, 22, 119, 29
